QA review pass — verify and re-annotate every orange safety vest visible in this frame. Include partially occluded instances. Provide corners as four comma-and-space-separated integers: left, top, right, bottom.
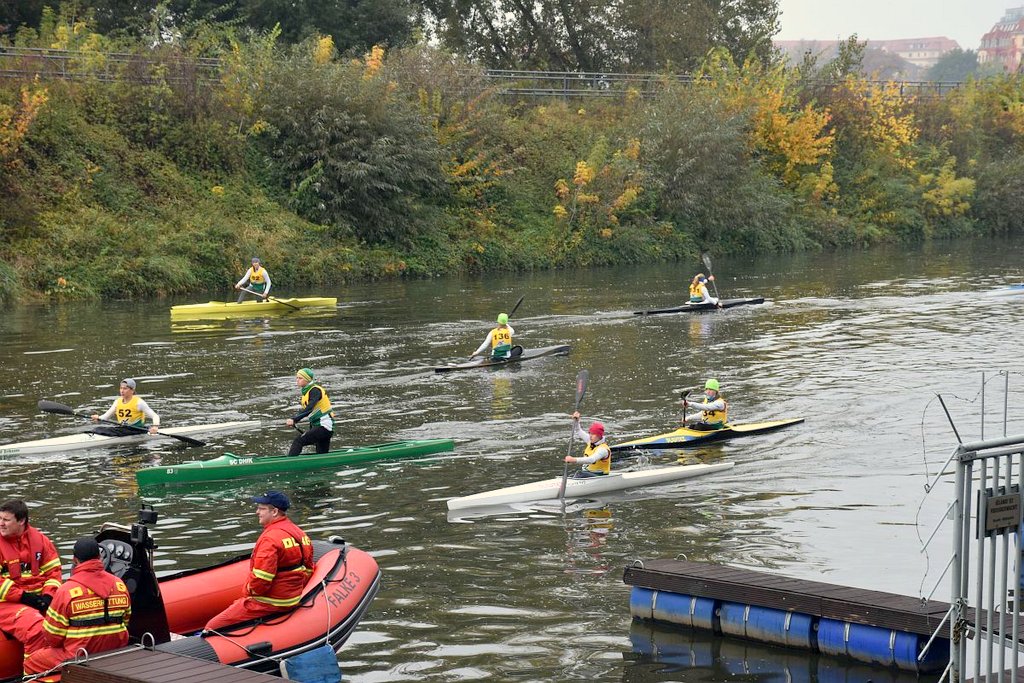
41, 558, 130, 650
0, 524, 62, 601
247, 518, 315, 608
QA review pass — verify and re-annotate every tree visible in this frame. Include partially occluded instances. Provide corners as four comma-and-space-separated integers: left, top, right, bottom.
415, 0, 780, 72
926, 48, 979, 83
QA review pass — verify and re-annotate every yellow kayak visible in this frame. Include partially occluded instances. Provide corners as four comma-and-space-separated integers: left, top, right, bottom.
170, 297, 337, 320
611, 418, 804, 452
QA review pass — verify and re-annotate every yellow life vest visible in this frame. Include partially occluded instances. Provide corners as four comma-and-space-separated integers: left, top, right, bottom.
300, 383, 334, 429
583, 440, 611, 475
700, 394, 728, 428
250, 265, 267, 284
114, 395, 145, 427
688, 282, 703, 303
491, 326, 512, 349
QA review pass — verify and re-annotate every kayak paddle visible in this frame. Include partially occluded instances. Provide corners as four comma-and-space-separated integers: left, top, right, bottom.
700, 252, 722, 302
37, 400, 206, 447
509, 295, 525, 318
239, 287, 301, 311
558, 369, 589, 499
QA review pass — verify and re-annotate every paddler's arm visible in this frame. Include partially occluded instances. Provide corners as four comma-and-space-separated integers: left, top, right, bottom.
136, 397, 160, 434
262, 271, 271, 298
286, 387, 322, 427
234, 268, 252, 291
92, 400, 118, 423
471, 331, 493, 358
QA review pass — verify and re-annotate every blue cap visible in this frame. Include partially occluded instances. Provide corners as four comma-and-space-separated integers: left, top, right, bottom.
252, 490, 290, 511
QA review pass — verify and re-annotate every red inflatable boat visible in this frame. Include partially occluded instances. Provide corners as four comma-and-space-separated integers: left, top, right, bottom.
0, 512, 380, 680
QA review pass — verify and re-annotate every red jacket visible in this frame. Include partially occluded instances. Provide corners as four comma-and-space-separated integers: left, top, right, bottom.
0, 524, 62, 603
40, 558, 130, 654
247, 517, 314, 608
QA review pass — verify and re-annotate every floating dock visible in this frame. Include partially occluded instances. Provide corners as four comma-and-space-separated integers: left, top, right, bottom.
61, 648, 281, 682
623, 558, 952, 673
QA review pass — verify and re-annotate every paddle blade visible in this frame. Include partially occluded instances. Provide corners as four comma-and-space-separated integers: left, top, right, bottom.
701, 252, 713, 273
38, 400, 75, 416
509, 295, 525, 318
573, 370, 589, 411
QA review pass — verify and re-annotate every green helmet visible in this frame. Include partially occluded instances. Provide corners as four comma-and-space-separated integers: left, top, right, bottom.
705, 378, 720, 391
497, 313, 509, 324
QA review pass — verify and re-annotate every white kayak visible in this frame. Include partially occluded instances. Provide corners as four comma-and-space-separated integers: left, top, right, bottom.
0, 420, 261, 457
446, 461, 735, 511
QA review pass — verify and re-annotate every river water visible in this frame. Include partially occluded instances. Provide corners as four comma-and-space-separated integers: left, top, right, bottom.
2, 238, 1024, 681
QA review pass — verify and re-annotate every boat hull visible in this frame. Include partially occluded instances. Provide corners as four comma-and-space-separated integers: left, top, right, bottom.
633, 298, 765, 315
0, 538, 379, 681
446, 461, 735, 510
433, 345, 571, 373
0, 420, 260, 458
611, 418, 804, 452
169, 297, 338, 320
136, 438, 456, 486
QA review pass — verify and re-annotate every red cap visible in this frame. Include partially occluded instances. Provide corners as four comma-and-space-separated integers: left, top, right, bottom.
588, 421, 605, 437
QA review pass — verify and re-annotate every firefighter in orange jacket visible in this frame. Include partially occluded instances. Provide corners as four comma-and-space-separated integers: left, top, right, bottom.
0, 499, 62, 654
23, 537, 131, 682
203, 490, 314, 632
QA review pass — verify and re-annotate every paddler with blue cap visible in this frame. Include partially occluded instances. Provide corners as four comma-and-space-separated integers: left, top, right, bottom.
90, 378, 160, 436
682, 378, 728, 431
285, 368, 334, 456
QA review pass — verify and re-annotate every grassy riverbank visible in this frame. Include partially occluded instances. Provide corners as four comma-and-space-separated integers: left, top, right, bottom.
2, 28, 1023, 304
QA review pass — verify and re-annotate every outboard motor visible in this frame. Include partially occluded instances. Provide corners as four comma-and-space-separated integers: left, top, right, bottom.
94, 506, 170, 644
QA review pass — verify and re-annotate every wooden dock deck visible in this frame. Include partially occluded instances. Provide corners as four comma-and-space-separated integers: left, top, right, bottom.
623, 558, 951, 636
61, 648, 280, 682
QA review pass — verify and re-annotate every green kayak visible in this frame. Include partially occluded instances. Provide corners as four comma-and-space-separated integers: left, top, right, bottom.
136, 439, 455, 486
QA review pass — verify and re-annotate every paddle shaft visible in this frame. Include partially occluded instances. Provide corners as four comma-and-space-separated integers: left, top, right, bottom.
701, 253, 721, 300
558, 370, 590, 499
239, 287, 300, 311
36, 400, 205, 447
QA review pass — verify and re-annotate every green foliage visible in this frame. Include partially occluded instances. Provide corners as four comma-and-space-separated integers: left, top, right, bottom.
926, 49, 980, 83
972, 152, 1024, 233
252, 42, 446, 244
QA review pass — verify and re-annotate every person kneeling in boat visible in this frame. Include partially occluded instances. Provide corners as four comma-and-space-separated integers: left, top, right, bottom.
0, 499, 61, 659
203, 491, 314, 633
688, 274, 719, 306
564, 412, 611, 478
90, 378, 159, 437
472, 313, 515, 360
235, 256, 272, 302
286, 368, 334, 456
682, 379, 728, 431
23, 537, 131, 682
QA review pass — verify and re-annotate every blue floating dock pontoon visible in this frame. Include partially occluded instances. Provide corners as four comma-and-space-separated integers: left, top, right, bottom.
623, 559, 950, 674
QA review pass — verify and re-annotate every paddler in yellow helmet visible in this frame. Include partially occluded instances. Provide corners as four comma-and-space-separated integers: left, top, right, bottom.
471, 312, 516, 360
235, 257, 272, 303
285, 368, 334, 456
90, 378, 160, 436
682, 379, 728, 431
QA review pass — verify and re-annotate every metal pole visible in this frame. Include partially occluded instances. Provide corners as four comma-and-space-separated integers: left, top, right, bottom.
953, 450, 966, 682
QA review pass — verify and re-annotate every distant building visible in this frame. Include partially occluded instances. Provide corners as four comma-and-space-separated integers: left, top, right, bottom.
978, 6, 1024, 72
871, 37, 960, 69
774, 37, 958, 77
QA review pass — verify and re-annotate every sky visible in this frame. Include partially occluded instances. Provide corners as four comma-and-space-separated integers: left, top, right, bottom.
775, 0, 1018, 50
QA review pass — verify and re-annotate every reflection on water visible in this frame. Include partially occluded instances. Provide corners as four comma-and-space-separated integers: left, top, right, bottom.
624, 621, 941, 683
2, 237, 1024, 680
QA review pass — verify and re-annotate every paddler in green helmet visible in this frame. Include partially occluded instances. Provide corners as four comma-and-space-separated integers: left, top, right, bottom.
285, 368, 334, 456
471, 312, 515, 360
682, 378, 728, 431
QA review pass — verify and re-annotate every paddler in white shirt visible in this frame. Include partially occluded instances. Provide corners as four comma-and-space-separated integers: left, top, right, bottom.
90, 378, 160, 436
682, 378, 728, 431
471, 313, 515, 360
564, 411, 611, 478
235, 257, 272, 302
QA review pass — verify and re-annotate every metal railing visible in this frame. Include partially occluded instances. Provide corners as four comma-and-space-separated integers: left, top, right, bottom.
922, 372, 1024, 683
0, 46, 965, 98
